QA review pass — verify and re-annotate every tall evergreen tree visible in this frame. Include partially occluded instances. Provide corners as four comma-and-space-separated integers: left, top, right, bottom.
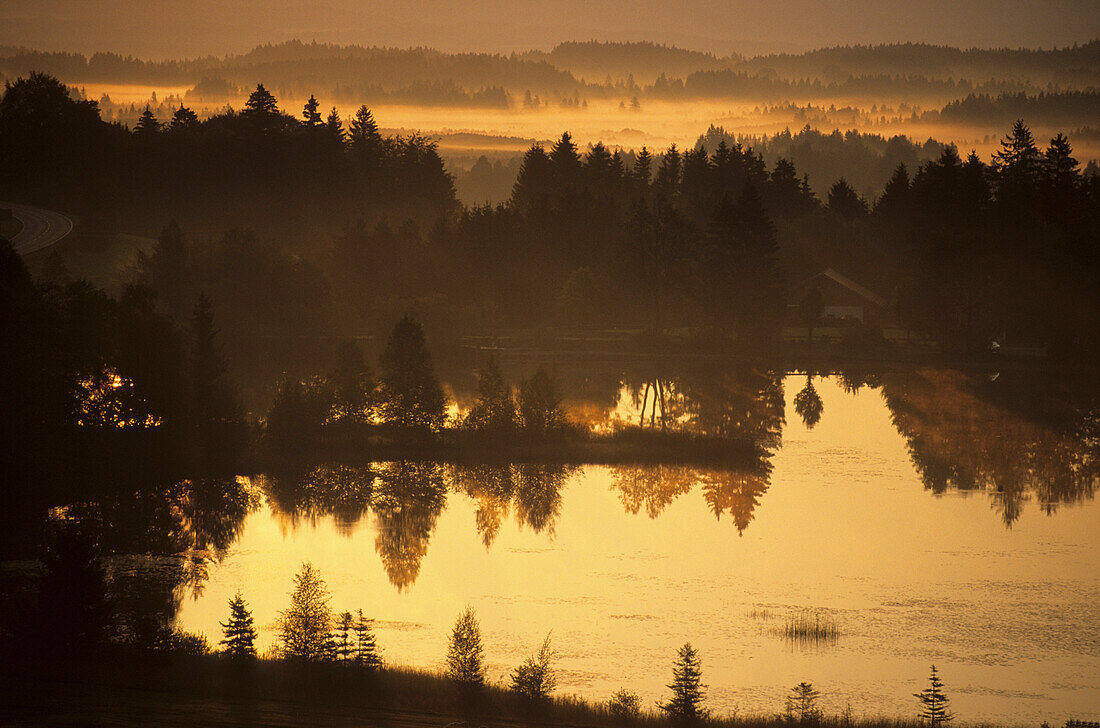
660, 642, 707, 722
446, 606, 486, 687
510, 633, 557, 700
335, 611, 354, 661
219, 591, 257, 659
827, 178, 868, 218
354, 608, 382, 670
325, 107, 344, 142
512, 144, 553, 209
133, 105, 159, 137
379, 315, 447, 432
633, 146, 653, 186
655, 144, 682, 197
348, 105, 383, 161
786, 681, 822, 722
244, 83, 279, 115
915, 665, 954, 727
168, 104, 200, 132
302, 94, 322, 126
464, 357, 517, 438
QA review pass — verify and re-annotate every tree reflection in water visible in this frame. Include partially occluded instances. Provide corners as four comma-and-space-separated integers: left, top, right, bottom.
371, 461, 448, 591
881, 368, 1099, 527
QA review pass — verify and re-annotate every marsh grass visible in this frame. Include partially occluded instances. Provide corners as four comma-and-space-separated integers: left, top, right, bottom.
748, 607, 774, 621
782, 610, 840, 646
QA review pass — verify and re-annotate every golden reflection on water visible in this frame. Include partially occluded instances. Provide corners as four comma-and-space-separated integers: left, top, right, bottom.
176, 376, 1100, 722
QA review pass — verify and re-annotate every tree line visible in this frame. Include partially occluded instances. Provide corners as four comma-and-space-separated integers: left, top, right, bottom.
191, 561, 963, 726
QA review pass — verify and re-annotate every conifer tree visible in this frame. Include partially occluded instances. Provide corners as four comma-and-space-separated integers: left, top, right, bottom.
302, 94, 322, 126
325, 107, 344, 142
244, 83, 279, 115
134, 105, 159, 137
517, 367, 566, 437
336, 611, 354, 661
510, 633, 557, 699
379, 315, 447, 432
655, 144, 682, 195
168, 104, 200, 132
354, 608, 382, 671
549, 131, 581, 184
219, 591, 258, 659
276, 561, 335, 661
446, 606, 486, 686
915, 665, 954, 727
660, 642, 707, 722
464, 357, 517, 437
786, 681, 822, 723
348, 105, 383, 161
633, 146, 653, 185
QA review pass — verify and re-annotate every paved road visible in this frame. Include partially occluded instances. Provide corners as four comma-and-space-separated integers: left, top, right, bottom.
2, 201, 74, 255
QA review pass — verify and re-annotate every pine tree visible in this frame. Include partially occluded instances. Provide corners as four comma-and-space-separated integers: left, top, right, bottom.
244, 83, 279, 115
353, 608, 382, 671
827, 178, 868, 218
549, 131, 581, 184
1043, 133, 1079, 194
517, 367, 566, 437
325, 107, 344, 142
276, 562, 335, 661
134, 105, 159, 137
379, 315, 447, 432
464, 357, 517, 437
348, 105, 383, 162
512, 144, 553, 209
914, 665, 955, 727
786, 681, 822, 723
168, 104, 200, 132
335, 611, 354, 661
446, 606, 486, 686
634, 146, 653, 185
510, 633, 557, 699
218, 591, 257, 659
660, 642, 707, 722
302, 94, 322, 126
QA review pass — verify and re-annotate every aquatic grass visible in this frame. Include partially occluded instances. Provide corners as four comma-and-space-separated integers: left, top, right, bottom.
748, 607, 774, 621
783, 610, 840, 646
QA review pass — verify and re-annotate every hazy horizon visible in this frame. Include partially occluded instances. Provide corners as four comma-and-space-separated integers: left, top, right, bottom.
2, 0, 1098, 60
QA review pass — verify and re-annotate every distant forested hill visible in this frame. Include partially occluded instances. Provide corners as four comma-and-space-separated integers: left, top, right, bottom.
3, 39, 1097, 108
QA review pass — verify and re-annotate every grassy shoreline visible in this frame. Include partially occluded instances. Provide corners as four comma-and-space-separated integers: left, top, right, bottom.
0, 653, 986, 728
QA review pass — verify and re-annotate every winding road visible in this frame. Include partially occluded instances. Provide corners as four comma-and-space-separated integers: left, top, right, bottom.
2, 201, 73, 255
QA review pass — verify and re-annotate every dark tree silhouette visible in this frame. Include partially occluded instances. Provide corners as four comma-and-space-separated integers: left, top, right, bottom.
464, 358, 517, 439
827, 178, 868, 218
379, 315, 447, 432
276, 561, 335, 661
302, 94, 322, 126
794, 376, 824, 429
133, 105, 159, 137
219, 591, 258, 659
446, 606, 486, 686
786, 681, 822, 722
244, 83, 279, 116
354, 608, 382, 670
915, 665, 955, 726
510, 633, 557, 699
518, 367, 567, 438
660, 642, 707, 722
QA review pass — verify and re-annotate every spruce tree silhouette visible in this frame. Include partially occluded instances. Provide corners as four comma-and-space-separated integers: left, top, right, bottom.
660, 642, 707, 722
219, 591, 258, 659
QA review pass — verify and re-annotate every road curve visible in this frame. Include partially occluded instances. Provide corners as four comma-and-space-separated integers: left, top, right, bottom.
2, 201, 74, 255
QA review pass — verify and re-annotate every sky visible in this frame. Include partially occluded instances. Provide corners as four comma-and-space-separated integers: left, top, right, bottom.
1, 0, 1098, 59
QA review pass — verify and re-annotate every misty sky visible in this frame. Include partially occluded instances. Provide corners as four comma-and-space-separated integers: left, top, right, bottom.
2, 0, 1097, 59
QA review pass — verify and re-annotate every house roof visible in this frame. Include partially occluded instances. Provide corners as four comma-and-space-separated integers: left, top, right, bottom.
796, 268, 888, 309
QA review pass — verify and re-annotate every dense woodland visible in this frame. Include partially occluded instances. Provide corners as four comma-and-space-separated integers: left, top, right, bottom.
3, 72, 1099, 381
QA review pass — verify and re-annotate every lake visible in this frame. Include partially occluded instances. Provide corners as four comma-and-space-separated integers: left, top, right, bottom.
159, 371, 1099, 723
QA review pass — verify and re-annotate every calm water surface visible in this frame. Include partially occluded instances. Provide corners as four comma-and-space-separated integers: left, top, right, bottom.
172, 375, 1100, 723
